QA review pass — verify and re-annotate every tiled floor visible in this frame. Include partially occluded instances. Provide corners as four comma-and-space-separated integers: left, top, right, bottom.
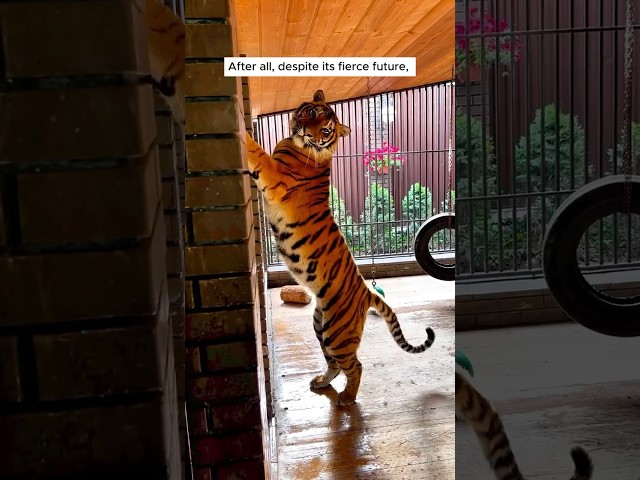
268, 275, 455, 479
456, 322, 640, 479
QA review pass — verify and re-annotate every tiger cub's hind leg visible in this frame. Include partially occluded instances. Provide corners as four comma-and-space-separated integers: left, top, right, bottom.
330, 350, 362, 406
310, 304, 341, 389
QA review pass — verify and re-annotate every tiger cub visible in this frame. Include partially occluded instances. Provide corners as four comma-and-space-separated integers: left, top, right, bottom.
455, 371, 594, 480
244, 90, 436, 406
142, 0, 185, 123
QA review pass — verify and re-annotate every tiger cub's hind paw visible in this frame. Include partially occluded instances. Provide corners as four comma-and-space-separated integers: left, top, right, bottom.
336, 390, 357, 406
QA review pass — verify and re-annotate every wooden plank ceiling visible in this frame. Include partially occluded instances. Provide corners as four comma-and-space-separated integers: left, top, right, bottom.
235, 0, 454, 117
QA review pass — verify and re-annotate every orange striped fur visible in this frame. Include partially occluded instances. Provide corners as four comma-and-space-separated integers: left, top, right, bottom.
244, 90, 435, 405
456, 372, 593, 480
143, 0, 185, 123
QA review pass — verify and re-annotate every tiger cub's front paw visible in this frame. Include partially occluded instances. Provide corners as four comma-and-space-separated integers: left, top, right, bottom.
310, 374, 333, 389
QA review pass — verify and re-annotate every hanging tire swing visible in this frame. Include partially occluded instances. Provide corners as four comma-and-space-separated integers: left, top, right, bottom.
542, 176, 640, 337
414, 213, 456, 281
542, 0, 640, 337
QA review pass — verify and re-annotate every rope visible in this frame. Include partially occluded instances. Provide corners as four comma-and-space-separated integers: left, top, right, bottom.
622, 0, 635, 213
447, 64, 455, 220
365, 77, 377, 288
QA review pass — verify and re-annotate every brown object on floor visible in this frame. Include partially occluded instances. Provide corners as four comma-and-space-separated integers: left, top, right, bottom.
280, 285, 312, 304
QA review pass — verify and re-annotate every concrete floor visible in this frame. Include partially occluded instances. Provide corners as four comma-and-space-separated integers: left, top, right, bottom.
456, 323, 640, 479
268, 275, 455, 480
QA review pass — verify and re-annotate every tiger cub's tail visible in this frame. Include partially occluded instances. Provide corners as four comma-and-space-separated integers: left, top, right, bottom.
369, 291, 435, 353
455, 372, 594, 480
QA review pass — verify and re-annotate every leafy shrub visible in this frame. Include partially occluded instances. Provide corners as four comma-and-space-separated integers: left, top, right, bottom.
328, 185, 358, 252
455, 111, 498, 197
360, 183, 397, 254
401, 183, 432, 238
514, 104, 587, 192
607, 122, 640, 175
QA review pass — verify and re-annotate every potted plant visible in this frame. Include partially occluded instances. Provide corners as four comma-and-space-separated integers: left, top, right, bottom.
363, 141, 406, 174
455, 7, 523, 83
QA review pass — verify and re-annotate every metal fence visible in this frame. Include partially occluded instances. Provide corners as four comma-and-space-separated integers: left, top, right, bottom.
455, 0, 640, 280
255, 83, 456, 266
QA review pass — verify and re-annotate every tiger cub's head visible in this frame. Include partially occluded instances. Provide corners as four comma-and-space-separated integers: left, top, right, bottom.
290, 90, 351, 163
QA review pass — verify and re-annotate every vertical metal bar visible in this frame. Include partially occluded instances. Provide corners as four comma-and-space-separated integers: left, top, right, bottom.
613, 1, 620, 265
539, 0, 547, 273
598, 0, 605, 266
583, 0, 590, 266
524, 0, 531, 272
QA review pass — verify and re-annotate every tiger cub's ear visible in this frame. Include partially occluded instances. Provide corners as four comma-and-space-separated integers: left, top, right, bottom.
338, 124, 351, 137
313, 90, 326, 102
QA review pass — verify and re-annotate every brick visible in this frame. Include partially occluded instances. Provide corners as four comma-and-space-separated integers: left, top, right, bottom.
192, 204, 252, 242
0, 402, 170, 478
210, 401, 261, 432
204, 341, 257, 372
0, 336, 21, 402
156, 114, 174, 145
193, 467, 213, 480
185, 99, 243, 135
185, 175, 251, 209
185, 308, 255, 341
188, 408, 208, 434
191, 432, 263, 464
186, 24, 233, 58
186, 347, 201, 373
166, 245, 183, 275
188, 372, 259, 402
0, 183, 5, 246
0, 0, 149, 77
199, 275, 255, 308
185, 0, 230, 18
185, 62, 241, 97
168, 283, 184, 317
216, 459, 267, 480
0, 212, 166, 325
33, 291, 169, 400
185, 237, 254, 276
186, 136, 246, 171
166, 211, 182, 243
162, 180, 177, 210
159, 145, 177, 178
18, 149, 160, 245
0, 85, 156, 162
185, 281, 195, 309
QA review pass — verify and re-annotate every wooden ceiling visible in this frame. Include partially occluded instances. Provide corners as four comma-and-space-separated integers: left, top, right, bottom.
235, 0, 454, 116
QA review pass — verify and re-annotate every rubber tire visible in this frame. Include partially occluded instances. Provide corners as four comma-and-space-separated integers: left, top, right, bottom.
414, 213, 455, 282
542, 175, 640, 337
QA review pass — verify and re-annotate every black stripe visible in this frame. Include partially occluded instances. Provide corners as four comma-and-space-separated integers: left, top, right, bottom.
291, 234, 311, 250
313, 209, 331, 224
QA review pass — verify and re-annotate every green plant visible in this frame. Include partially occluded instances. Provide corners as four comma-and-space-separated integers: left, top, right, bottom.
360, 183, 397, 254
328, 185, 358, 252
607, 122, 640, 175
514, 104, 587, 193
401, 183, 432, 235
455, 111, 498, 197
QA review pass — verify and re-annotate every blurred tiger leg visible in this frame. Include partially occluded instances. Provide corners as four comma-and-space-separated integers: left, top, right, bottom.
310, 303, 341, 388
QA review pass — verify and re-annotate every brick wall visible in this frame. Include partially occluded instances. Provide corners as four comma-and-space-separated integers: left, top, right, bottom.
184, 0, 271, 478
457, 272, 640, 331
155, 92, 188, 479
0, 1, 180, 478
241, 73, 274, 420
